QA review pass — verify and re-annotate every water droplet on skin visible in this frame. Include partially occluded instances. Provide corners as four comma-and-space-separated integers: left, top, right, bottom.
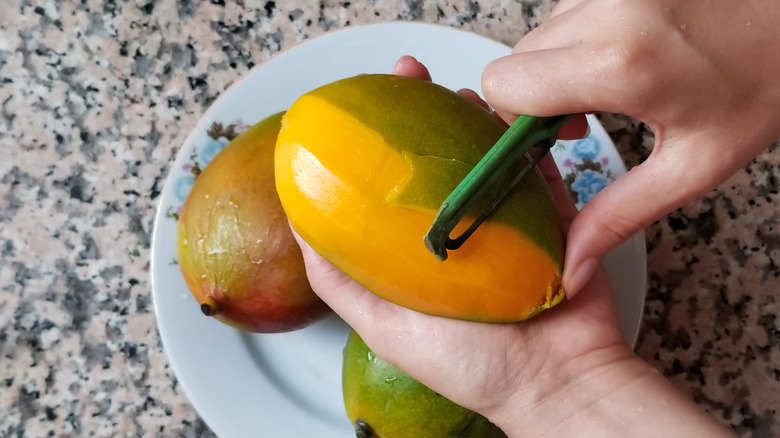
680, 24, 687, 30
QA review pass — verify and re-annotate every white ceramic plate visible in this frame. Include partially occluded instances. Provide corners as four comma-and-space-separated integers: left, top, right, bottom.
150, 22, 647, 438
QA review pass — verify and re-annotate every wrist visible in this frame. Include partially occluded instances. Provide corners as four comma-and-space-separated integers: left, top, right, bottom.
484, 343, 736, 438
484, 342, 640, 435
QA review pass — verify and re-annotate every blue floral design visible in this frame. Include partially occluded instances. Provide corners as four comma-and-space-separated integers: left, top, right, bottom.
571, 137, 601, 160
198, 137, 231, 168
174, 174, 195, 203
571, 169, 609, 204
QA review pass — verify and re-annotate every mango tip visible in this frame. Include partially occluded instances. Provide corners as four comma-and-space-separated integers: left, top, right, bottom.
200, 296, 222, 317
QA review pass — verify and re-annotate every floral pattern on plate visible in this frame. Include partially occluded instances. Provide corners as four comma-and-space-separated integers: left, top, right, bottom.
554, 124, 622, 210
166, 120, 249, 220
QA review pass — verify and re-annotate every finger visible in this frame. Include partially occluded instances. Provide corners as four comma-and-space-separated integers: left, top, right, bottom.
483, 47, 626, 119
392, 55, 432, 81
457, 88, 491, 111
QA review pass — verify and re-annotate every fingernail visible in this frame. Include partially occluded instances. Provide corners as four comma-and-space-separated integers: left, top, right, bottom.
563, 258, 599, 298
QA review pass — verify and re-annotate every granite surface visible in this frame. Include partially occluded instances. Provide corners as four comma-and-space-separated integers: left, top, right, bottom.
1, 0, 778, 437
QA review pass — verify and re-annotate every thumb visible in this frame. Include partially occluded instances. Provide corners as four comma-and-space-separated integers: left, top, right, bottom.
482, 47, 625, 118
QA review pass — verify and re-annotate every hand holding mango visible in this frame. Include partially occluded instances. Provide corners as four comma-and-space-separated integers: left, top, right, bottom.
483, 0, 780, 296
289, 59, 626, 433
273, 63, 577, 436
293, 57, 737, 437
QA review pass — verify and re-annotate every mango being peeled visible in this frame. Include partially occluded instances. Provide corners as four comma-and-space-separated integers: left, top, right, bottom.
342, 330, 507, 438
275, 74, 565, 322
177, 112, 331, 333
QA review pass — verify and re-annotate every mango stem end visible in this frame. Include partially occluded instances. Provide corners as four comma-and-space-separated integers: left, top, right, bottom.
200, 296, 222, 317
354, 419, 376, 438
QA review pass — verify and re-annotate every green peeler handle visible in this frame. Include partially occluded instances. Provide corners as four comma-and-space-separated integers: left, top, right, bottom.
423, 114, 573, 261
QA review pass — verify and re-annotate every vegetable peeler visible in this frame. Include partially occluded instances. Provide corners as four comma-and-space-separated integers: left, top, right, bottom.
423, 114, 573, 261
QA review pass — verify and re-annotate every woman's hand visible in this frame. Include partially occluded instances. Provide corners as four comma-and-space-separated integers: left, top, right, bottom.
294, 55, 628, 431
293, 56, 737, 436
482, 0, 780, 296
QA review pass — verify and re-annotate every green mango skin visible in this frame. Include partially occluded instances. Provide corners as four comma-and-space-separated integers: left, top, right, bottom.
176, 112, 331, 333
343, 330, 508, 438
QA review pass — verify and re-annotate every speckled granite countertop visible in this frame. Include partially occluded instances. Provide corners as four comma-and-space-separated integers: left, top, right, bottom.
1, 1, 778, 437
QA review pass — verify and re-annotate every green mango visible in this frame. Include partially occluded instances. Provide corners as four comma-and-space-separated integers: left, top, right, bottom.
342, 329, 507, 438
